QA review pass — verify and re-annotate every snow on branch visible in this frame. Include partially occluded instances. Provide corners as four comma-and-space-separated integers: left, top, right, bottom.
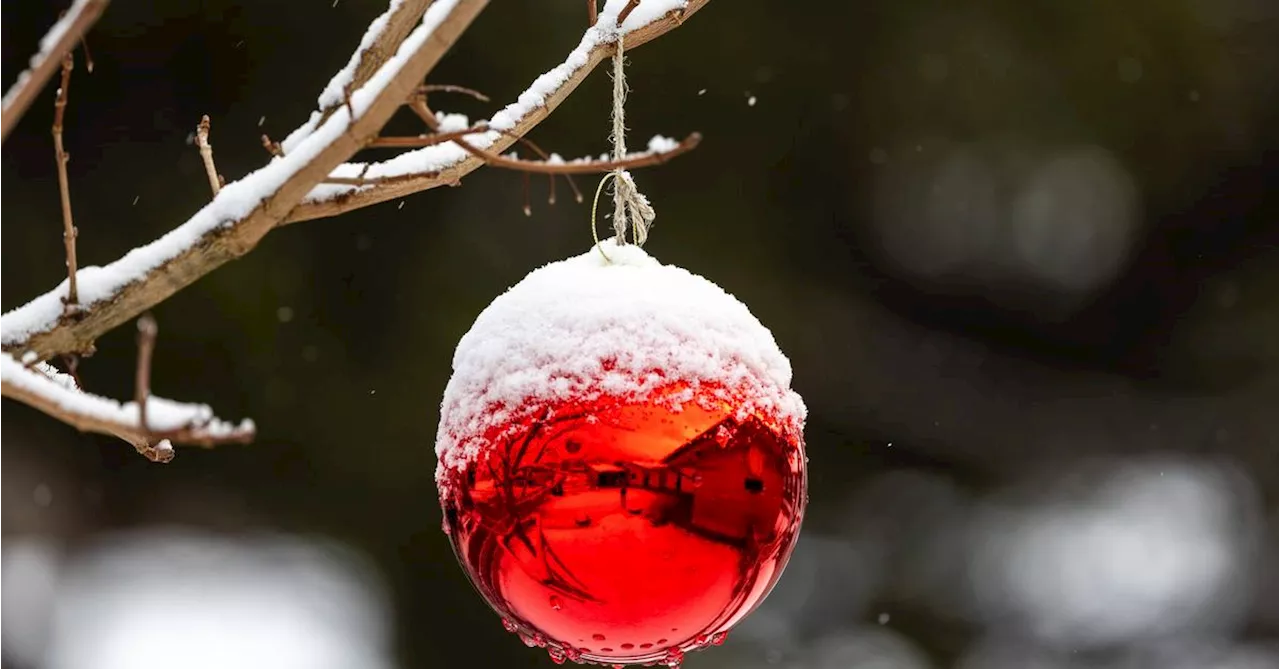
0, 0, 488, 362
286, 0, 710, 223
279, 0, 438, 154
325, 98, 701, 187
1, 0, 711, 459
0, 354, 254, 463
1, 0, 109, 143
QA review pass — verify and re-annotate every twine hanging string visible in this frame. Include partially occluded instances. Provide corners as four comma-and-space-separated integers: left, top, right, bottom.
604, 14, 655, 247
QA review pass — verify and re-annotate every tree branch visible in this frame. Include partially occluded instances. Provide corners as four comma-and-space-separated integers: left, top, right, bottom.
285, 0, 710, 223
278, 0, 438, 153
2, 0, 710, 458
1, 0, 110, 143
0, 355, 254, 461
1, 0, 489, 363
350, 102, 701, 179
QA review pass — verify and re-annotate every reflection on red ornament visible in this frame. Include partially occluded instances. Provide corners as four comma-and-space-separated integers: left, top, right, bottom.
441, 383, 806, 666
435, 242, 807, 666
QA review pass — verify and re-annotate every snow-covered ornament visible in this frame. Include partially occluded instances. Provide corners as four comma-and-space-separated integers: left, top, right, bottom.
435, 240, 808, 667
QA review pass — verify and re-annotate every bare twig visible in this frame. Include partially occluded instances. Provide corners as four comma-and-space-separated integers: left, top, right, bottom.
59, 353, 83, 389
134, 314, 157, 430
285, 0, 710, 223
1, 0, 110, 143
130, 313, 169, 462
411, 99, 581, 204
521, 171, 532, 216
617, 0, 642, 26
52, 54, 80, 311
80, 36, 95, 73
195, 115, 222, 195
418, 84, 490, 102
587, 0, 599, 27
261, 134, 284, 157
364, 126, 489, 148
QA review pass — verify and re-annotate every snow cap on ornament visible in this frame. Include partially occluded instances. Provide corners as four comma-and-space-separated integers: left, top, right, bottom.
434, 239, 806, 487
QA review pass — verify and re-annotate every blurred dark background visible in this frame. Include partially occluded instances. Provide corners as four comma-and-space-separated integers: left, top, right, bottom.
2, 1, 1276, 668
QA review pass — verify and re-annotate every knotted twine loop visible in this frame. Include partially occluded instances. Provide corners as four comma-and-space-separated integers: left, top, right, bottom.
606, 21, 655, 247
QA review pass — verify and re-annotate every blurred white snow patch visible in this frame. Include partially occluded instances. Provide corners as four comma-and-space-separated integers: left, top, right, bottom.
871, 140, 1002, 279
1255, 514, 1279, 626
732, 533, 882, 649
2, 538, 65, 667
958, 636, 1278, 669
1009, 146, 1138, 295
41, 528, 393, 669
955, 637, 1076, 669
868, 138, 1139, 314
1118, 638, 1279, 669
797, 626, 933, 669
966, 456, 1261, 649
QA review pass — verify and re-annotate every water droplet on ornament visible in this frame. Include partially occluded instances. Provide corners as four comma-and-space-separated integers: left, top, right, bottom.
592, 633, 606, 641
693, 634, 709, 647
519, 632, 538, 647
656, 638, 668, 645
534, 633, 548, 647
502, 619, 518, 633
548, 646, 567, 664
640, 643, 653, 650
663, 649, 684, 667
550, 595, 563, 610
711, 631, 728, 645
621, 643, 635, 650
601, 647, 614, 652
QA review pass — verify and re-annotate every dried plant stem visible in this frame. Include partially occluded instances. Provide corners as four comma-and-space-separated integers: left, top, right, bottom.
617, 0, 641, 26
365, 127, 488, 148
195, 115, 222, 195
261, 134, 284, 157
52, 54, 80, 310
418, 84, 490, 101
134, 314, 157, 430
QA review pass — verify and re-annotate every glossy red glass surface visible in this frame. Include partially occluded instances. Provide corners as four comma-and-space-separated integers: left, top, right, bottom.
440, 387, 807, 666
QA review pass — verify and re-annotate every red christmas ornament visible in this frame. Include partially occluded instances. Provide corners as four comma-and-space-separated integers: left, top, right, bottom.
436, 241, 807, 666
